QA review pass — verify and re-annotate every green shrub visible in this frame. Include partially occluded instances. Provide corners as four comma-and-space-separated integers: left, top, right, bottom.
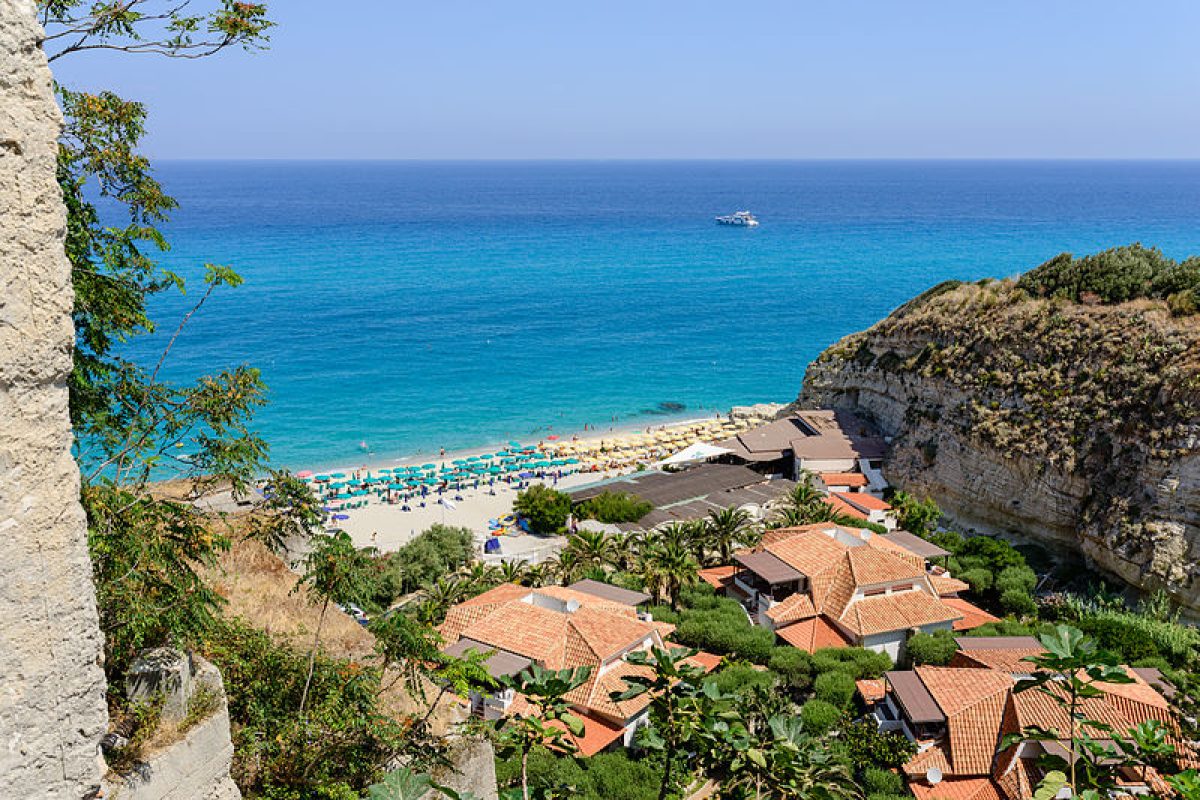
841, 719, 918, 769
576, 491, 652, 523
675, 614, 776, 664
1017, 244, 1184, 304
811, 647, 893, 679
999, 588, 1038, 617
867, 794, 913, 800
958, 567, 994, 593
712, 662, 777, 697
513, 484, 573, 534
928, 531, 965, 554
958, 536, 1026, 572
768, 647, 815, 692
864, 767, 906, 796
995, 565, 1038, 595
813, 670, 856, 708
906, 629, 958, 666
365, 524, 475, 604
800, 699, 842, 734
496, 747, 660, 800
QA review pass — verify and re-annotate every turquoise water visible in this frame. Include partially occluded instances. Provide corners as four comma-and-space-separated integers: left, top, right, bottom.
125, 160, 1200, 469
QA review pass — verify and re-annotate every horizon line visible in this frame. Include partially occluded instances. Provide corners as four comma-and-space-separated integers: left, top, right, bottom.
147, 156, 1200, 163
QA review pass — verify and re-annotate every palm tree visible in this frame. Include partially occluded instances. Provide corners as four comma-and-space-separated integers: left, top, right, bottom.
523, 562, 551, 588
786, 471, 822, 509
639, 538, 699, 610
459, 560, 500, 589
420, 575, 470, 623
706, 506, 755, 565
548, 548, 581, 584
497, 558, 529, 584
565, 529, 612, 574
606, 532, 632, 571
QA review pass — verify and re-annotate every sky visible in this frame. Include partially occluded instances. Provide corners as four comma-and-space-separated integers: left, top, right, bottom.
49, 0, 1200, 160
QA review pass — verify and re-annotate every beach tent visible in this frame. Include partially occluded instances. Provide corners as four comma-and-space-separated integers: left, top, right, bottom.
657, 442, 733, 467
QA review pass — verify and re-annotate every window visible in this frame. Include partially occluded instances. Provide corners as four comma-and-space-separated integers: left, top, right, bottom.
891, 583, 913, 593
864, 587, 886, 597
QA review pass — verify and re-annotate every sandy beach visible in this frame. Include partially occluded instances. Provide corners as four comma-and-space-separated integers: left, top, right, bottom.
309, 407, 780, 559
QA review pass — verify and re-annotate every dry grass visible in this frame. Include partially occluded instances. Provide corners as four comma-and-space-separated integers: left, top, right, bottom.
207, 533, 466, 733
209, 536, 375, 658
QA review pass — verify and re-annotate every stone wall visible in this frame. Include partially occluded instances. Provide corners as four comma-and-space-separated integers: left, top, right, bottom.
103, 655, 241, 800
0, 1, 109, 797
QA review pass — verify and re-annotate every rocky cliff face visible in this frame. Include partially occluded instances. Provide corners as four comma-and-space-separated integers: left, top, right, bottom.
0, 1, 109, 796
797, 279, 1200, 610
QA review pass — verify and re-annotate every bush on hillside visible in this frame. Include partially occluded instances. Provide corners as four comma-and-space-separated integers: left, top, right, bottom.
995, 565, 1038, 595
768, 647, 815, 693
1017, 244, 1200, 310
810, 647, 893, 680
999, 587, 1038, 618
576, 491, 652, 523
958, 567, 994, 594
362, 524, 475, 607
906, 629, 958, 666
675, 613, 776, 664
800, 699, 842, 735
712, 661, 778, 697
495, 746, 660, 800
864, 767, 907, 796
841, 720, 918, 769
814, 670, 857, 708
513, 484, 573, 534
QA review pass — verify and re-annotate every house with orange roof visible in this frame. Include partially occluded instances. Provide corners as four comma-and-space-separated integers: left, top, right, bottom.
439, 581, 717, 756
862, 638, 1189, 800
726, 524, 993, 660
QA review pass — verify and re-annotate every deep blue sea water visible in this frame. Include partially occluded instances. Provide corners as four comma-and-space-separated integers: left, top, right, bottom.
125, 160, 1200, 470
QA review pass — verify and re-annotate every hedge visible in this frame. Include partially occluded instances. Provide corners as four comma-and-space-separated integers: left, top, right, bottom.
800, 699, 842, 735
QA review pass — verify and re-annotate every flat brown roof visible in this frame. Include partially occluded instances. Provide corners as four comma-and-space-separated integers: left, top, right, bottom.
735, 550, 805, 585
567, 579, 650, 607
444, 637, 533, 679
955, 636, 1043, 650
880, 530, 951, 559
885, 670, 946, 724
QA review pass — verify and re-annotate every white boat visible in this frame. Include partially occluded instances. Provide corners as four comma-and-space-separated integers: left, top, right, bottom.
715, 210, 759, 227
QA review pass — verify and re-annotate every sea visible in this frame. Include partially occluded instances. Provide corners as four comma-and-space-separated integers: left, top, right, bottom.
120, 160, 1200, 470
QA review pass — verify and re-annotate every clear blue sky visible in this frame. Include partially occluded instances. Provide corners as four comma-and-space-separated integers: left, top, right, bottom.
50, 0, 1200, 159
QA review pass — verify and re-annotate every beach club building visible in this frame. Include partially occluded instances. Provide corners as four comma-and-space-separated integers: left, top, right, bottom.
438, 580, 719, 756
708, 524, 996, 660
856, 637, 1188, 800
714, 410, 889, 492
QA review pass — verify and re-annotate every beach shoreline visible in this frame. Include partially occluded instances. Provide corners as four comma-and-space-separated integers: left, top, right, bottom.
294, 403, 776, 477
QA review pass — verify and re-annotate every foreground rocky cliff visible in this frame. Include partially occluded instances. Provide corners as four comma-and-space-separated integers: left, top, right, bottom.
798, 274, 1200, 610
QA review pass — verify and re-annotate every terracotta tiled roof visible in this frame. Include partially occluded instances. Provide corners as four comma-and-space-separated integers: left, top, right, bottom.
832, 491, 891, 512
841, 590, 962, 637
905, 743, 953, 778
764, 529, 848, 578
909, 667, 1012, 776
775, 616, 853, 652
818, 472, 869, 487
1012, 669, 1174, 736
442, 586, 664, 670
697, 565, 738, 589
764, 593, 817, 625
856, 678, 887, 704
535, 585, 640, 614
941, 597, 1001, 631
552, 712, 626, 756
930, 574, 971, 596
910, 777, 1003, 800
824, 494, 869, 520
460, 582, 531, 606
847, 546, 924, 585
950, 644, 1045, 674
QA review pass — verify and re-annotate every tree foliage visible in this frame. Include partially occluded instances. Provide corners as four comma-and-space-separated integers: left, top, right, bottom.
575, 491, 651, 523
1017, 243, 1200, 312
514, 485, 573, 535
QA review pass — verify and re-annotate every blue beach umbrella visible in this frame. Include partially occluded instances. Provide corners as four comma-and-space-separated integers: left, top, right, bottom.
315, 474, 330, 481
452, 459, 467, 465
421, 463, 436, 470
331, 472, 347, 478
467, 456, 481, 462
479, 453, 494, 460
332, 513, 350, 521
508, 440, 522, 449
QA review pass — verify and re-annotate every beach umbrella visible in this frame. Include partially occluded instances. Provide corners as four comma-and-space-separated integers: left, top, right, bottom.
452, 458, 467, 465
467, 456, 481, 462
479, 453, 494, 460
508, 440, 523, 449
421, 463, 435, 470
329, 482, 346, 489
331, 472, 347, 478
332, 513, 350, 521
564, 458, 580, 464
314, 474, 330, 482
388, 483, 405, 491
296, 470, 314, 478
487, 466, 502, 474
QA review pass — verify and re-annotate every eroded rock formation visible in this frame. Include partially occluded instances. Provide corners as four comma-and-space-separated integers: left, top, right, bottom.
797, 279, 1200, 610
0, 0, 109, 795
